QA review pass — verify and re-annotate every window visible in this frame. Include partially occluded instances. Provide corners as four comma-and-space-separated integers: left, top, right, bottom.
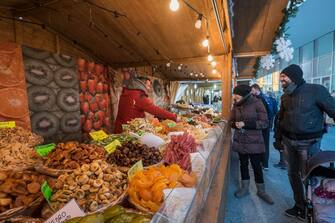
315, 33, 333, 77
301, 42, 314, 80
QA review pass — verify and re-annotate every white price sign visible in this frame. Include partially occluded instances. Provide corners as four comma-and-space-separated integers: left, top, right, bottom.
45, 199, 85, 223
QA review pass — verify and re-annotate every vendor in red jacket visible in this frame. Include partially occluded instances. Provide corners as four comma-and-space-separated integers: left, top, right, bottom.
114, 77, 177, 133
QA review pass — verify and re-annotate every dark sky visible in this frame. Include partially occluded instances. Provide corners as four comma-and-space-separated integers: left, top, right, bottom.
287, 0, 335, 48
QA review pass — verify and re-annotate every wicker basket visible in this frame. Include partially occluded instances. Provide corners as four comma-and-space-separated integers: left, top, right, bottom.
34, 164, 73, 177
0, 196, 44, 221
128, 197, 155, 215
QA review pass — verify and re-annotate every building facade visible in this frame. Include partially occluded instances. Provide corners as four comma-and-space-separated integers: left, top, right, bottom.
256, 31, 335, 94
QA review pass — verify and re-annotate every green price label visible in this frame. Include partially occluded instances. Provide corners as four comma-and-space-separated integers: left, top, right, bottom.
41, 181, 53, 201
167, 122, 176, 128
104, 139, 121, 154
35, 143, 56, 157
128, 160, 143, 180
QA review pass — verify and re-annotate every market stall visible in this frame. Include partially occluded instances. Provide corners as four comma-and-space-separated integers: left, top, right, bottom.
0, 0, 234, 222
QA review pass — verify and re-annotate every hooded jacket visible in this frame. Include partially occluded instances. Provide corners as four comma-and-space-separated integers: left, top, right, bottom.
278, 83, 335, 140
114, 78, 177, 133
230, 95, 269, 154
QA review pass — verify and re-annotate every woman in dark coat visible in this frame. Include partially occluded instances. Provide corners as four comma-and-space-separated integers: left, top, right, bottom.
230, 85, 274, 204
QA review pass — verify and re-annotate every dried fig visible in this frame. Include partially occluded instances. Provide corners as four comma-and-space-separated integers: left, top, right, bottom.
27, 182, 40, 194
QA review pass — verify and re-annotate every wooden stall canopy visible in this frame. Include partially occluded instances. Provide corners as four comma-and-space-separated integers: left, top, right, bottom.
233, 0, 289, 79
0, 0, 233, 81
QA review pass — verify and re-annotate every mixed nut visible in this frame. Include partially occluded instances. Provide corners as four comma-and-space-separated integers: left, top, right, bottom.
107, 141, 162, 167
0, 127, 43, 147
0, 142, 41, 171
45, 141, 106, 169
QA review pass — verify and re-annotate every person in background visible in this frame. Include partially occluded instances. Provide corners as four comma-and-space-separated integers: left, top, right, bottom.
114, 77, 177, 133
251, 84, 277, 170
272, 113, 286, 169
277, 64, 335, 221
230, 85, 274, 205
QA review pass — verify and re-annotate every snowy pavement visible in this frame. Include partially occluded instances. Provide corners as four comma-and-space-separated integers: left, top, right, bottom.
223, 127, 335, 223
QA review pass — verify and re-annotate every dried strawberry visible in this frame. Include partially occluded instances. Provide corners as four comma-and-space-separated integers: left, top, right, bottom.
88, 78, 96, 95
81, 102, 89, 114
89, 102, 98, 112
97, 82, 103, 93
93, 120, 102, 130
84, 119, 92, 132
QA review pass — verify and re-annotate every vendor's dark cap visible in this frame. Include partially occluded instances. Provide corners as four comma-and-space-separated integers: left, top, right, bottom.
281, 64, 304, 85
233, 85, 251, 97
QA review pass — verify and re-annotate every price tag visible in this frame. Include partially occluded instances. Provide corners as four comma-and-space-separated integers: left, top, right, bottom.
41, 181, 53, 201
104, 139, 121, 154
44, 199, 85, 223
35, 143, 56, 157
0, 121, 15, 128
167, 122, 176, 128
89, 130, 108, 141
128, 160, 143, 180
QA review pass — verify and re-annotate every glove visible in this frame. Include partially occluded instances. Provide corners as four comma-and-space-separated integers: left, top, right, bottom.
273, 141, 284, 151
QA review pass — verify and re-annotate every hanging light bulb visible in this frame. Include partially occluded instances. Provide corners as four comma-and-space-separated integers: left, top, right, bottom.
211, 61, 217, 67
190, 72, 193, 76
212, 69, 217, 74
208, 54, 213, 61
195, 73, 198, 77
166, 62, 171, 67
169, 0, 179, 11
202, 38, 209, 47
195, 14, 203, 29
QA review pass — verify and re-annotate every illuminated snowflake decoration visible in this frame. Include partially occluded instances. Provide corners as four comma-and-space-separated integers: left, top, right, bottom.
260, 54, 275, 70
275, 37, 294, 62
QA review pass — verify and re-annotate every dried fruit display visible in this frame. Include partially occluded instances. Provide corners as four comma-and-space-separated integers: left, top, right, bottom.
107, 141, 162, 167
44, 141, 106, 170
49, 160, 127, 213
163, 132, 197, 171
123, 118, 156, 136
91, 134, 135, 147
128, 164, 197, 213
0, 143, 41, 171
0, 170, 53, 214
78, 59, 111, 138
0, 127, 43, 147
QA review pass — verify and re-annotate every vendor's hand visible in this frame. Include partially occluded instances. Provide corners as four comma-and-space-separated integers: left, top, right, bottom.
235, 121, 245, 129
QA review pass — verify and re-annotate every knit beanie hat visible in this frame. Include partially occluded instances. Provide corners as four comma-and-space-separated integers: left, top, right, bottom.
233, 85, 251, 97
281, 64, 304, 86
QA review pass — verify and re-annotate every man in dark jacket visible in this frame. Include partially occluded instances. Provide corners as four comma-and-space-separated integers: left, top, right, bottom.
277, 64, 335, 221
251, 84, 277, 170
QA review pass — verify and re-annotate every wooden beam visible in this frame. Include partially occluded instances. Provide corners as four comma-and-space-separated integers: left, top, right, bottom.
222, 52, 232, 120
13, 20, 23, 44
234, 51, 270, 58
222, 0, 233, 49
211, 0, 229, 54
113, 55, 225, 68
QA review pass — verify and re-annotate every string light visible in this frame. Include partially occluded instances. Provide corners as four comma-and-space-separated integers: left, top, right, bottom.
208, 54, 213, 62
202, 38, 209, 47
195, 73, 198, 77
211, 61, 216, 67
190, 72, 193, 76
169, 0, 180, 11
212, 69, 217, 74
195, 14, 202, 29
166, 62, 171, 67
